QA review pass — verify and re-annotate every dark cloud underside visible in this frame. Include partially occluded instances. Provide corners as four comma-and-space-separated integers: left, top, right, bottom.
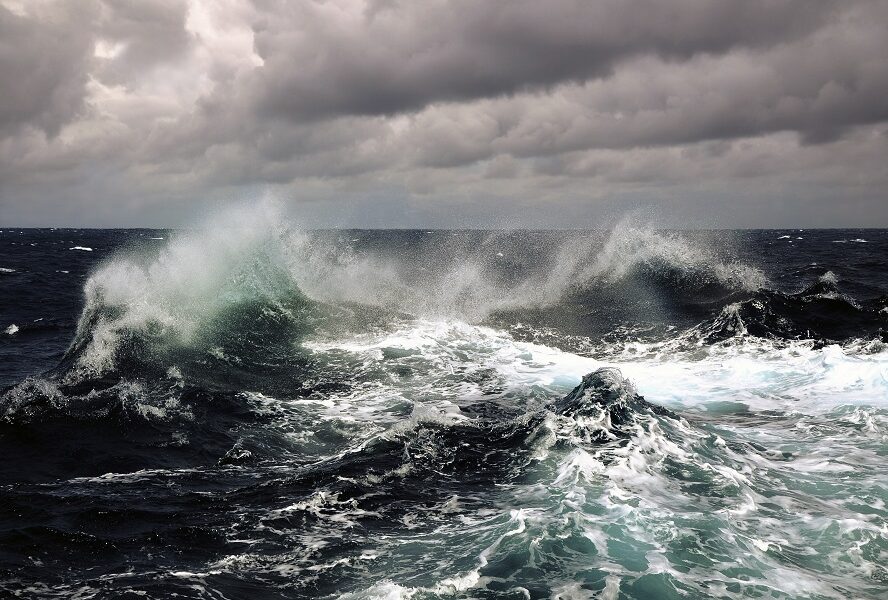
0, 0, 886, 227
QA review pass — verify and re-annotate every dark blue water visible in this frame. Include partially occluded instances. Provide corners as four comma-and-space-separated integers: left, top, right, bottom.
1, 223, 886, 599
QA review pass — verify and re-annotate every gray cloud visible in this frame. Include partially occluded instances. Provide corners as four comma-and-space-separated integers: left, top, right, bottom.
96, 0, 194, 84
248, 0, 837, 120
0, 0, 886, 227
0, 1, 97, 136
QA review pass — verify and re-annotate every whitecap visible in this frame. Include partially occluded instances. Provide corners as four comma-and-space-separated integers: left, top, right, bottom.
819, 271, 838, 284
69, 246, 93, 251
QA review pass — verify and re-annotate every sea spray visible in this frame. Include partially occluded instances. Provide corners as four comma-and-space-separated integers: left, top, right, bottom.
68, 206, 768, 377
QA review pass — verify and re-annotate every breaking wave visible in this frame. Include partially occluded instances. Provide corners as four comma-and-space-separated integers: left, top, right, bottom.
65, 206, 768, 379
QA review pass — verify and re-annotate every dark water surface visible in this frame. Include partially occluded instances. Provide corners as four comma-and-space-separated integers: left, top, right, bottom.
1, 224, 886, 599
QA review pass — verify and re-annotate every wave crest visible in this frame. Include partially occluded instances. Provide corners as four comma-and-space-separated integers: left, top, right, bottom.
66, 206, 767, 378
578, 222, 766, 292
67, 206, 312, 379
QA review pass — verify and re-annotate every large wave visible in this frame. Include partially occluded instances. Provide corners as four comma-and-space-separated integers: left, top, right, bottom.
63, 205, 769, 380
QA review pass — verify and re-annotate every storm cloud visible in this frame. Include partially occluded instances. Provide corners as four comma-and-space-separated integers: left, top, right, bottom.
0, 0, 886, 227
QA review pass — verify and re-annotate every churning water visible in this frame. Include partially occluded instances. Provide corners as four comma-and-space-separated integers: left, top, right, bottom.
1, 209, 886, 599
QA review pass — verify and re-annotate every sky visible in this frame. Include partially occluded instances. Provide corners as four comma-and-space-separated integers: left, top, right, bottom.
0, 0, 886, 228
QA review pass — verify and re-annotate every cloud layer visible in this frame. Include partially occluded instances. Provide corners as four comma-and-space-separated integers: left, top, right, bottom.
0, 0, 886, 227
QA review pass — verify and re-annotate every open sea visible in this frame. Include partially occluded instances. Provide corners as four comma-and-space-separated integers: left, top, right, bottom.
1, 215, 886, 599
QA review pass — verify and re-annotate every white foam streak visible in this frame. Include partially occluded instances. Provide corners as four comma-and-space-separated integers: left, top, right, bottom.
312, 319, 888, 417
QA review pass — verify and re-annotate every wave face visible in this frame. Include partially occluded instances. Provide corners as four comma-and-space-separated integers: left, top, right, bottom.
1, 217, 888, 599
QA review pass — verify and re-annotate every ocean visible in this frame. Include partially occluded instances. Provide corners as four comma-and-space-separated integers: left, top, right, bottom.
1, 218, 886, 599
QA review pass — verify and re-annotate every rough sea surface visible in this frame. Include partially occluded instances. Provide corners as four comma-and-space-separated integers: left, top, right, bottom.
1, 215, 886, 599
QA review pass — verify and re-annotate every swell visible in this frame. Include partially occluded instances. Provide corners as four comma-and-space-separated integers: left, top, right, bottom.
3, 361, 885, 598
692, 271, 888, 346
0, 368, 681, 596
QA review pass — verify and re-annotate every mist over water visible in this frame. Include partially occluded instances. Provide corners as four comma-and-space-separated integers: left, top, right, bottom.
1, 210, 886, 599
